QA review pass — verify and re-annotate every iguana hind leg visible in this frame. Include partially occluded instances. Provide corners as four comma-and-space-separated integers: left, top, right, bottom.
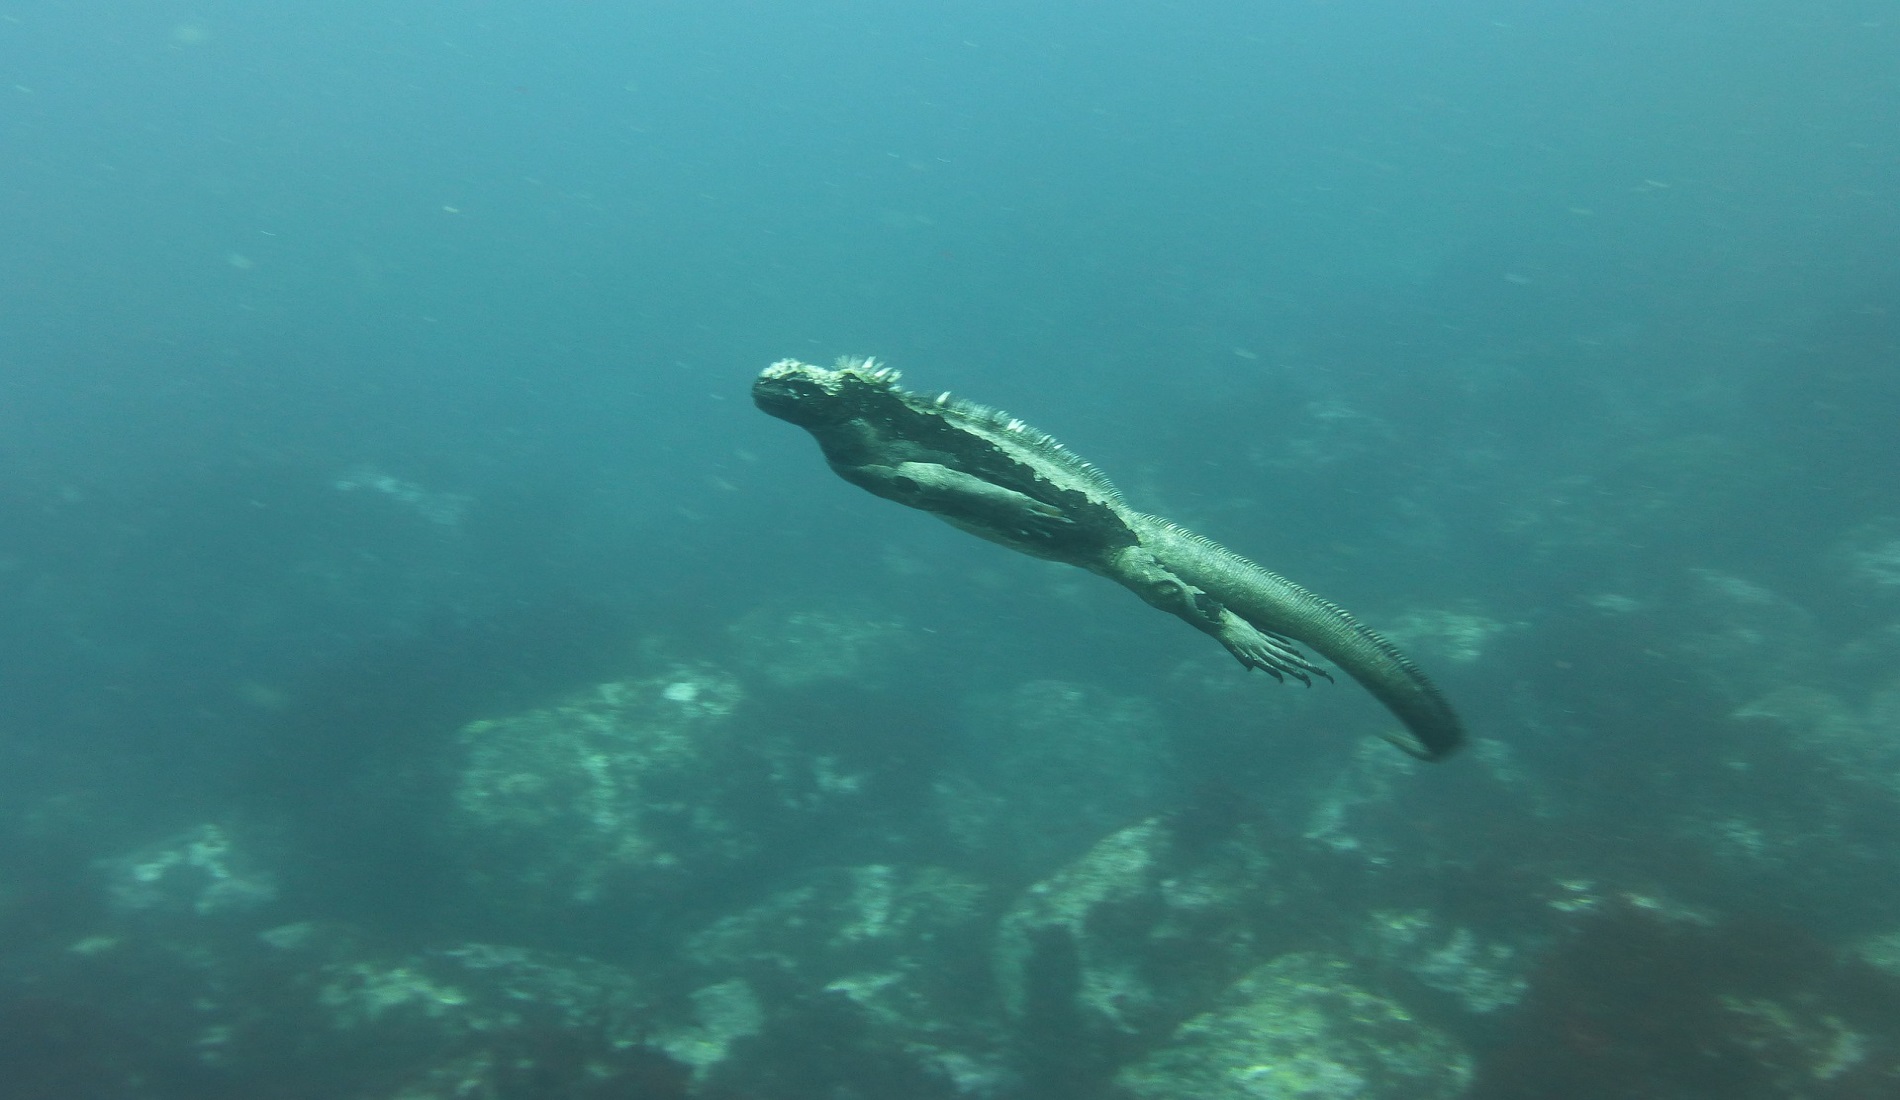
1215, 610, 1333, 685
1105, 546, 1332, 685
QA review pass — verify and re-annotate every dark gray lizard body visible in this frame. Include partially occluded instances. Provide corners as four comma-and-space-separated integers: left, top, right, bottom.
753, 357, 1464, 760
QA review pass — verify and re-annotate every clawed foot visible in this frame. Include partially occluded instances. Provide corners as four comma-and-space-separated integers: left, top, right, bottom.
1220, 620, 1332, 685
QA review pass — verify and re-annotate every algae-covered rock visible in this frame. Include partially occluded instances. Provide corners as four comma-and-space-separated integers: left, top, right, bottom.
995, 820, 1171, 1023
289, 938, 696, 1097
652, 977, 764, 1079
1858, 929, 1900, 977
687, 863, 990, 979
1675, 569, 1825, 704
1471, 901, 1900, 1098
994, 815, 1285, 1051
448, 665, 759, 906
1115, 953, 1471, 1100
686, 860, 994, 1038
5, 912, 691, 1100
1640, 684, 1900, 899
1363, 908, 1527, 1015
97, 822, 278, 917
1301, 738, 1422, 859
1732, 685, 1900, 793
676, 862, 1011, 1098
1655, 682, 1900, 905
1717, 993, 1877, 1088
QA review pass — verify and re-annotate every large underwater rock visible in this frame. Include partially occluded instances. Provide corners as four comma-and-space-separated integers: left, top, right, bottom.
0, 909, 697, 1099
96, 822, 278, 918
993, 816, 1281, 1042
448, 665, 759, 907
1469, 900, 1900, 1099
1114, 952, 1471, 1100
1672, 569, 1828, 704
678, 862, 1011, 1097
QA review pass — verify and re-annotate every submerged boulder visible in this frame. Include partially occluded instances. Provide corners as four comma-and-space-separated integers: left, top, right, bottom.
1115, 952, 1470, 1100
449, 666, 755, 908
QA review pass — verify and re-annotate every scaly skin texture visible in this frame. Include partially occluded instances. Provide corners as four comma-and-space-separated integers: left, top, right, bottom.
753, 357, 1464, 760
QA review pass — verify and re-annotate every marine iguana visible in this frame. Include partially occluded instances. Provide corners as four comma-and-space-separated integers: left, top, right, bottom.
753, 357, 1465, 760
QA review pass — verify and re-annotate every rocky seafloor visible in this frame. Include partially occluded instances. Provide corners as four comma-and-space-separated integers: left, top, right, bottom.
8, 506, 1900, 1098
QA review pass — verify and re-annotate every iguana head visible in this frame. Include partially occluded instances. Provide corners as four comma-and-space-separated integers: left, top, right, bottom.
752, 357, 902, 428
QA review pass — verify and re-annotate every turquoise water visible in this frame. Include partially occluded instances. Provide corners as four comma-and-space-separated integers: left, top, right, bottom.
2, 3, 1898, 1096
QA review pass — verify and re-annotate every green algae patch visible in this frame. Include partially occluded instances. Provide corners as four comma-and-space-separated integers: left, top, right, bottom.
1116, 953, 1470, 1100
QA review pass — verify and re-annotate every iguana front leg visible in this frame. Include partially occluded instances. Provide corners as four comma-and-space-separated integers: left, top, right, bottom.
834, 460, 1075, 539
1102, 546, 1331, 685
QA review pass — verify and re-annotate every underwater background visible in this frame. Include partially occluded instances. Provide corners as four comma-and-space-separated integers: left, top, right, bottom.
3, 1, 1899, 1096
